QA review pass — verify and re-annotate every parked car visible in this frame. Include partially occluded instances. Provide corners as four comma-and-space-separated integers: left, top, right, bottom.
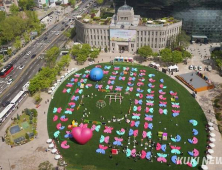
198, 66, 202, 71
189, 65, 193, 70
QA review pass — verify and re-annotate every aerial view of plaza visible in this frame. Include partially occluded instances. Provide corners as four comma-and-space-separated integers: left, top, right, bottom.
0, 0, 222, 169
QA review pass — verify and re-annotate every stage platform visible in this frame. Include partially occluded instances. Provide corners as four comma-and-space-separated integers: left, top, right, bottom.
175, 72, 214, 92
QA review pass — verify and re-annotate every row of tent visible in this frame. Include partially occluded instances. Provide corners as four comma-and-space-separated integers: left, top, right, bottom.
114, 57, 134, 62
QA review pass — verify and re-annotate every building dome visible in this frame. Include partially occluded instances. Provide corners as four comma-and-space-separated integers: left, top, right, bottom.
118, 4, 132, 11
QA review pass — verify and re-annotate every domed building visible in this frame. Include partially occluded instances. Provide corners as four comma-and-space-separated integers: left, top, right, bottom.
75, 1, 182, 53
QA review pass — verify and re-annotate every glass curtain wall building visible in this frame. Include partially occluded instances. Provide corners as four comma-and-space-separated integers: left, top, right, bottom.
173, 9, 222, 42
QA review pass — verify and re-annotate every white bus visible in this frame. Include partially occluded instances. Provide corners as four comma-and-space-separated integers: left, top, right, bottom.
0, 104, 15, 123
10, 91, 27, 106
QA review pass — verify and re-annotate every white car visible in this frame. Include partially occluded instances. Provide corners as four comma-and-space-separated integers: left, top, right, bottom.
7, 79, 13, 85
26, 51, 31, 55
19, 65, 24, 69
194, 66, 198, 70
55, 32, 60, 35
189, 65, 193, 70
198, 66, 202, 71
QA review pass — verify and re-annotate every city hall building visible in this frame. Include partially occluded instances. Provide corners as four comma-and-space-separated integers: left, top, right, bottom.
75, 2, 182, 53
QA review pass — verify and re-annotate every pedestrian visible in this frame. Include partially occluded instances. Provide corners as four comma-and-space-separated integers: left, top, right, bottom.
44, 112, 45, 114
116, 162, 119, 166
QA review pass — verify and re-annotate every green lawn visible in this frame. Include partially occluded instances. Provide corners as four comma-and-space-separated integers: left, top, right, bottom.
48, 63, 208, 170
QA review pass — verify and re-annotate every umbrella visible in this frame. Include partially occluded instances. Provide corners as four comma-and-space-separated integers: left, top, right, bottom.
48, 143, 54, 148
209, 138, 216, 142
209, 127, 214, 131
209, 143, 215, 148
206, 155, 213, 160
54, 154, 61, 160
51, 148, 57, 154
201, 165, 208, 170
208, 122, 213, 126
208, 149, 214, 154
210, 133, 216, 137
47, 139, 52, 143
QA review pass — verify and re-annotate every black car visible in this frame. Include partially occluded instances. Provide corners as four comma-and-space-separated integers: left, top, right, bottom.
44, 37, 48, 41
31, 54, 36, 59
1, 101, 10, 107
62, 22, 65, 24
61, 28, 65, 31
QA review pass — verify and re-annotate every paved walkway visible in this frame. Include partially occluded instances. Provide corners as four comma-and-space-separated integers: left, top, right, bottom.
0, 43, 221, 169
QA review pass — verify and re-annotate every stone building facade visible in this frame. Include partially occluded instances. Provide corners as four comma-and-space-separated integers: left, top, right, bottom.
75, 2, 182, 53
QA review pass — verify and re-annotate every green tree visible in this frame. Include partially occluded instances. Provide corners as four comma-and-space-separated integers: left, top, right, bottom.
177, 30, 191, 48
7, 49, 12, 56
33, 92, 42, 104
0, 11, 5, 22
182, 50, 192, 59
172, 50, 183, 64
90, 51, 99, 60
38, 161, 53, 170
138, 46, 153, 59
44, 46, 60, 68
18, 0, 35, 10
23, 32, 30, 43
14, 36, 22, 50
25, 133, 29, 140
76, 54, 87, 64
17, 114, 20, 120
29, 67, 57, 94
31, 109, 38, 117
96, 0, 104, 4
69, 0, 76, 7
10, 4, 19, 15
160, 48, 172, 63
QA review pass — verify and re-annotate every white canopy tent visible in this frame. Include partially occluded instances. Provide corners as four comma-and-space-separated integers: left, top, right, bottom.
55, 154, 61, 160
168, 65, 179, 72
46, 139, 52, 144
48, 143, 54, 149
51, 148, 58, 154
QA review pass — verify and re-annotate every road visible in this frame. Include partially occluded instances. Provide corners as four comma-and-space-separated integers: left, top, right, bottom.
0, 0, 94, 111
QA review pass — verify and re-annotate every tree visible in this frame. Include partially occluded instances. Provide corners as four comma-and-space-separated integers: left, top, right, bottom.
138, 46, 153, 59
96, 0, 104, 4
18, 0, 35, 10
69, 0, 76, 7
160, 48, 172, 63
17, 114, 20, 120
25, 133, 29, 140
177, 30, 191, 48
33, 92, 41, 104
90, 51, 99, 60
38, 161, 53, 170
172, 50, 183, 64
182, 50, 192, 59
76, 54, 87, 64
31, 109, 38, 117
44, 46, 60, 68
0, 11, 5, 22
14, 36, 22, 50
23, 32, 30, 43
7, 49, 12, 56
10, 4, 19, 15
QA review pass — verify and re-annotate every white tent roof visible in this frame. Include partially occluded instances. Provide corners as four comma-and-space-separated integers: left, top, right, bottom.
115, 57, 120, 59
168, 65, 178, 69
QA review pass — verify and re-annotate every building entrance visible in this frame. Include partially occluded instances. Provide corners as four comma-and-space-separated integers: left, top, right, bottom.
119, 45, 128, 53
